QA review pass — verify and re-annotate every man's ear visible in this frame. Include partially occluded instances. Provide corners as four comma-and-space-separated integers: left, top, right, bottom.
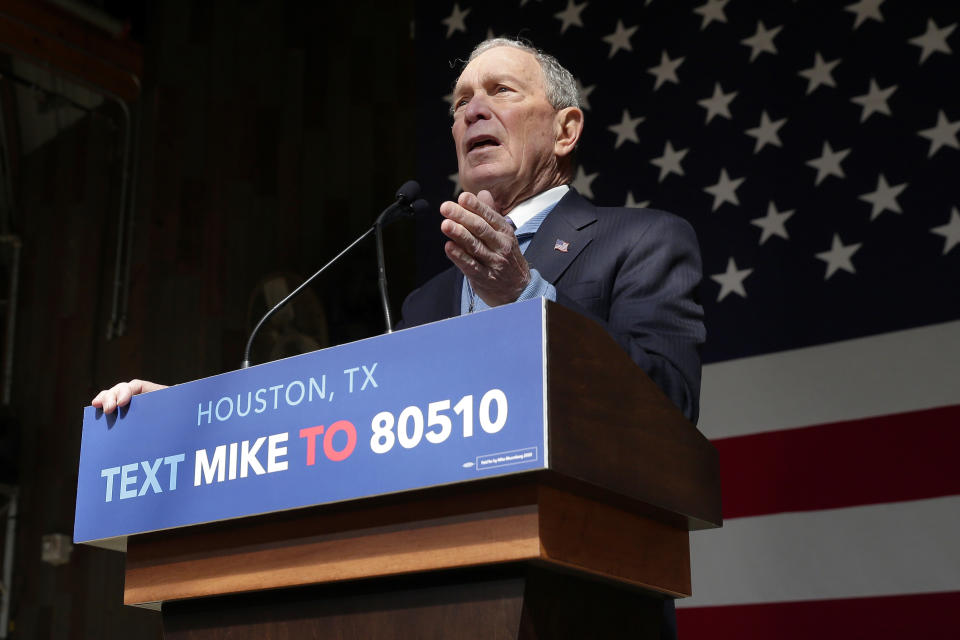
554, 107, 584, 158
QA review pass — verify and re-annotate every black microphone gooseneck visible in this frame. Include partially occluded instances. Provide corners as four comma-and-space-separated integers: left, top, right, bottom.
374, 180, 420, 334
241, 181, 424, 368
375, 221, 392, 332
375, 195, 431, 333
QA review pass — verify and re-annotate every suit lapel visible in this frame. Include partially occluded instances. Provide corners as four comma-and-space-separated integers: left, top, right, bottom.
524, 189, 598, 284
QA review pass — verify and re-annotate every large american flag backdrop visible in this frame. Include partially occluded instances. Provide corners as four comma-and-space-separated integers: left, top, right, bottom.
413, 1, 960, 637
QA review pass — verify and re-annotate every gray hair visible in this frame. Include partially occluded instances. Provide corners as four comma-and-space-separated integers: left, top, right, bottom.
461, 38, 581, 111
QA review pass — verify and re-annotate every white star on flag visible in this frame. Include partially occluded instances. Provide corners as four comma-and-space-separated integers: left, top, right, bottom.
698, 83, 738, 124
806, 141, 850, 186
624, 192, 651, 208
602, 20, 637, 58
711, 257, 752, 301
798, 52, 841, 94
741, 21, 782, 61
647, 50, 684, 90
850, 79, 897, 122
575, 78, 595, 110
572, 166, 598, 199
859, 174, 907, 220
745, 110, 786, 152
845, 0, 884, 30
694, 0, 729, 30
704, 168, 744, 211
554, 0, 588, 34
918, 110, 960, 157
908, 19, 956, 64
607, 109, 644, 149
816, 233, 861, 279
441, 3, 471, 38
931, 208, 960, 254
448, 171, 461, 196
650, 140, 688, 182
751, 202, 795, 244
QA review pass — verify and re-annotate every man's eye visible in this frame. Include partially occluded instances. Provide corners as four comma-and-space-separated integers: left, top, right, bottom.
454, 98, 468, 109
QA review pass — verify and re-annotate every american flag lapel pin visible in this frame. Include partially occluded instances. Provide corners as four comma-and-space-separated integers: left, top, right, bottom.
554, 239, 570, 252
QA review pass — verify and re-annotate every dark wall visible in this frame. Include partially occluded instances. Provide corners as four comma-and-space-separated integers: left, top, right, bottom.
9, 1, 416, 637
12, 93, 152, 640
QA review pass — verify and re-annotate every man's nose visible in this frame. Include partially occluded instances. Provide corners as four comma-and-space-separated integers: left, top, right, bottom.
464, 94, 491, 124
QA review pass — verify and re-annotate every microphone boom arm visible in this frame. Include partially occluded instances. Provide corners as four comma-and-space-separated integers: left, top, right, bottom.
241, 181, 425, 368
241, 226, 374, 369
375, 221, 393, 333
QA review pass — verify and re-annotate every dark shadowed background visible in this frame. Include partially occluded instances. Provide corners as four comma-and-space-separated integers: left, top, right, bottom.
0, 1, 416, 637
1, 0, 958, 638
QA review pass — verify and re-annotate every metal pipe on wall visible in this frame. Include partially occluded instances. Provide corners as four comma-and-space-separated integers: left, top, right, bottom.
0, 486, 18, 640
105, 96, 132, 340
115, 104, 141, 338
0, 83, 14, 237
0, 237, 19, 406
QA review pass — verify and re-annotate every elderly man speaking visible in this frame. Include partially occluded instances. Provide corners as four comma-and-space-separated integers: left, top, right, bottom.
399, 38, 704, 426
395, 40, 704, 639
399, 41, 705, 640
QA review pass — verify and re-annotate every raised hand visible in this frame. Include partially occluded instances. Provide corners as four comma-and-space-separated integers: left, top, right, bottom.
440, 189, 530, 307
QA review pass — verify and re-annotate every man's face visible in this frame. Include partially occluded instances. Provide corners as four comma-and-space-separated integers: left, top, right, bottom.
451, 46, 561, 208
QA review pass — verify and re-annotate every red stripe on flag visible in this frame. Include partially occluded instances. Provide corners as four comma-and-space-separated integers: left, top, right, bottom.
715, 404, 960, 519
678, 591, 960, 639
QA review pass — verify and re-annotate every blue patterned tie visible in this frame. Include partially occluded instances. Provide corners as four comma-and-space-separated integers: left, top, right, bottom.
507, 216, 536, 247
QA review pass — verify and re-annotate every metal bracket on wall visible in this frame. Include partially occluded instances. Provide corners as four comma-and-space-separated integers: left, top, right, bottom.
0, 2, 143, 341
0, 237, 19, 406
105, 97, 137, 340
0, 86, 20, 404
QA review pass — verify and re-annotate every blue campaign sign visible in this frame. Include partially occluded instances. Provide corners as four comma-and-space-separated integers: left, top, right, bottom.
74, 299, 549, 546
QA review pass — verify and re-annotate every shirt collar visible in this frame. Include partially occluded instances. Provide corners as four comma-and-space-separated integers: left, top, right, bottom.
506, 185, 569, 230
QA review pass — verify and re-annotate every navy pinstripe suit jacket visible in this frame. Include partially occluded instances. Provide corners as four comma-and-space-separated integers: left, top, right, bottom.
399, 188, 705, 424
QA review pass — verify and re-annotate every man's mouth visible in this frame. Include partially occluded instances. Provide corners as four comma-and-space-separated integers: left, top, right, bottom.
467, 136, 501, 152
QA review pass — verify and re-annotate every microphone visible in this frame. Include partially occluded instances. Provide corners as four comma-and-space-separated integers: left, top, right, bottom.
376, 185, 429, 333
377, 180, 421, 225
241, 182, 425, 368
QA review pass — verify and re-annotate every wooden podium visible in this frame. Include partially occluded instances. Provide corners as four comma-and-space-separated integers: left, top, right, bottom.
120, 303, 721, 638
